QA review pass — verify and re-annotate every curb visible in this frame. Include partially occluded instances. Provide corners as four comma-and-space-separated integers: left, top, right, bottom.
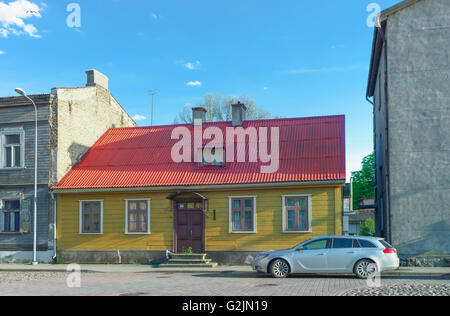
0, 267, 448, 277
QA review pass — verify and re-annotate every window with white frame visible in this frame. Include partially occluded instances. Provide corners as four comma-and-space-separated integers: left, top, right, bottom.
1, 200, 20, 233
125, 199, 150, 234
229, 196, 256, 233
1, 129, 25, 169
282, 195, 312, 232
79, 200, 103, 234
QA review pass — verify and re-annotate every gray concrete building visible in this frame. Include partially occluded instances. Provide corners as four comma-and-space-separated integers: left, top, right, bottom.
0, 70, 136, 263
366, 0, 449, 264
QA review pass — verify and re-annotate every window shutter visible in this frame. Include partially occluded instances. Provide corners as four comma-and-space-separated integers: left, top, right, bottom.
19, 199, 31, 233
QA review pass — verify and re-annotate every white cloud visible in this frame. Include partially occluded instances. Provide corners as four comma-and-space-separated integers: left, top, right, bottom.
151, 12, 158, 20
0, 0, 43, 38
186, 81, 202, 87
184, 102, 192, 107
263, 87, 269, 91
184, 60, 200, 70
0, 50, 5, 55
132, 114, 147, 121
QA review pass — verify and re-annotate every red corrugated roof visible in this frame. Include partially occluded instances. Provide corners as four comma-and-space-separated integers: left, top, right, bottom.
53, 115, 346, 189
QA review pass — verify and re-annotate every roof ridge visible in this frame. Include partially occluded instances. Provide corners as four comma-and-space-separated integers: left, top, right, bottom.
109, 114, 345, 131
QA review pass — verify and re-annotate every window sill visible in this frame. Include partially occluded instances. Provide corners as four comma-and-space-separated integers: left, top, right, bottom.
229, 231, 257, 234
0, 167, 25, 171
0, 232, 25, 235
283, 230, 312, 234
78, 233, 103, 235
125, 232, 151, 235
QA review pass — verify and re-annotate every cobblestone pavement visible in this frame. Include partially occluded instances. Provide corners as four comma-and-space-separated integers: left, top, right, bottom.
342, 283, 450, 296
0, 271, 70, 284
0, 272, 448, 296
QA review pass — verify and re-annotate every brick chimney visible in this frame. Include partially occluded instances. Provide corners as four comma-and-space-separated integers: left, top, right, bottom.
86, 69, 109, 90
192, 107, 207, 125
232, 102, 247, 127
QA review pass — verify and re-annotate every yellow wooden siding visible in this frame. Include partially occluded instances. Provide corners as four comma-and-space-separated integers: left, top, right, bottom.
57, 185, 343, 251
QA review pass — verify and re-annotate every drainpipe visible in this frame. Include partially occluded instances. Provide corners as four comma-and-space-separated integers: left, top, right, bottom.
51, 191, 57, 261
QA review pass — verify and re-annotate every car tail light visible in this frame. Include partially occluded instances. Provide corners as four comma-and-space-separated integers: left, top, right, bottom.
383, 248, 397, 254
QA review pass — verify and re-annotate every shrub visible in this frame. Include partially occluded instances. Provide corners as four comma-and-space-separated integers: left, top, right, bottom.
360, 219, 375, 237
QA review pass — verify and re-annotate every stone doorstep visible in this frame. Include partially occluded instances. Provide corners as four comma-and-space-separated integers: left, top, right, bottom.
158, 263, 218, 268
167, 259, 212, 263
170, 254, 207, 260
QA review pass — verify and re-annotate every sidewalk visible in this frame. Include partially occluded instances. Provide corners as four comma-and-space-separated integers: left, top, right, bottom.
0, 264, 448, 276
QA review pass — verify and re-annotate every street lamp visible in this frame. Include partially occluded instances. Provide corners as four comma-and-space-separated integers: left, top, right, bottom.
15, 88, 38, 265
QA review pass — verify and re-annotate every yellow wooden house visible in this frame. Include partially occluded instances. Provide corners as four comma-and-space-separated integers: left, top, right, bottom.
52, 106, 345, 264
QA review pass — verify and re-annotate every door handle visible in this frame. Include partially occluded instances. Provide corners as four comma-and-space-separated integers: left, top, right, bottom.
317, 253, 325, 256
190, 230, 192, 237
347, 251, 356, 254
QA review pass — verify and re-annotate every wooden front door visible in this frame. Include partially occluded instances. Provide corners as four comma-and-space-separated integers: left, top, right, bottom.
175, 201, 205, 253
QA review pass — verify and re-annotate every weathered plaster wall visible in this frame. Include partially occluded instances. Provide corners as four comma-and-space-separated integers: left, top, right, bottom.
55, 85, 136, 182
386, 0, 450, 255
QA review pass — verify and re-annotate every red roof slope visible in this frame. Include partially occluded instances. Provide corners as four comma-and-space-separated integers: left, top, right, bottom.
54, 115, 345, 189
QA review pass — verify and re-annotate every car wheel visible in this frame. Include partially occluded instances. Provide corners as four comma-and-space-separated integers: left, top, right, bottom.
354, 259, 377, 279
270, 259, 290, 278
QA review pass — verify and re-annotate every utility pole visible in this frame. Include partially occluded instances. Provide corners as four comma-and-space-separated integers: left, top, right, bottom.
15, 88, 38, 265
148, 89, 158, 126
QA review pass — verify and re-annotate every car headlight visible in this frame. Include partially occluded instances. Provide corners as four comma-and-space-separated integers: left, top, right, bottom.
255, 254, 270, 261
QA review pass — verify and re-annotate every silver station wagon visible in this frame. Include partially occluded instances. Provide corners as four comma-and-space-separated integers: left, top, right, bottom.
252, 236, 400, 279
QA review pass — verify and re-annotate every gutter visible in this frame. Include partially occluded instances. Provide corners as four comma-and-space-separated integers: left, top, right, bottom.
50, 191, 57, 261
51, 180, 346, 194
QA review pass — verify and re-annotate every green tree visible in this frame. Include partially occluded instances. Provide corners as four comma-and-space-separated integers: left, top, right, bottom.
351, 153, 375, 210
359, 219, 375, 237
174, 94, 272, 124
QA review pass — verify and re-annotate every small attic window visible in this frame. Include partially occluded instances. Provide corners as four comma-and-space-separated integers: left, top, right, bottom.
199, 147, 225, 167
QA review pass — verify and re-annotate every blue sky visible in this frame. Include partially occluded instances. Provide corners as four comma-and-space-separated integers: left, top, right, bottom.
0, 0, 401, 179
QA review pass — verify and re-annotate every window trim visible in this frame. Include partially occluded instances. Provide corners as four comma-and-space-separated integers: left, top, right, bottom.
0, 127, 25, 170
228, 196, 257, 234
124, 198, 151, 235
282, 194, 312, 233
79, 200, 103, 235
0, 199, 21, 233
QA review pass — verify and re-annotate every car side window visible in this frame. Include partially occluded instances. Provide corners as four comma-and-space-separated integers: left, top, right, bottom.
359, 240, 377, 248
332, 238, 353, 249
303, 239, 329, 250
353, 239, 361, 248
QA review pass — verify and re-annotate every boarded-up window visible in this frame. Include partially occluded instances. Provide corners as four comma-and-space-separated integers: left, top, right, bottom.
19, 199, 31, 233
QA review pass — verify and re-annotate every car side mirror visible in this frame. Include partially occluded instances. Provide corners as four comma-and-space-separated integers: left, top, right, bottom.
296, 247, 304, 252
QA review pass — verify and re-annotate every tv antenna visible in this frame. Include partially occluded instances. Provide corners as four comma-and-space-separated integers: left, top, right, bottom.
148, 89, 158, 126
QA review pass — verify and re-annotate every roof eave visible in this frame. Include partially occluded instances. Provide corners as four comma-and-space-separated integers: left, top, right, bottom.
366, 0, 423, 98
51, 180, 346, 194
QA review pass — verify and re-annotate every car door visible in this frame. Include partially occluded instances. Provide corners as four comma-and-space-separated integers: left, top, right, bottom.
292, 239, 330, 272
326, 238, 360, 272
